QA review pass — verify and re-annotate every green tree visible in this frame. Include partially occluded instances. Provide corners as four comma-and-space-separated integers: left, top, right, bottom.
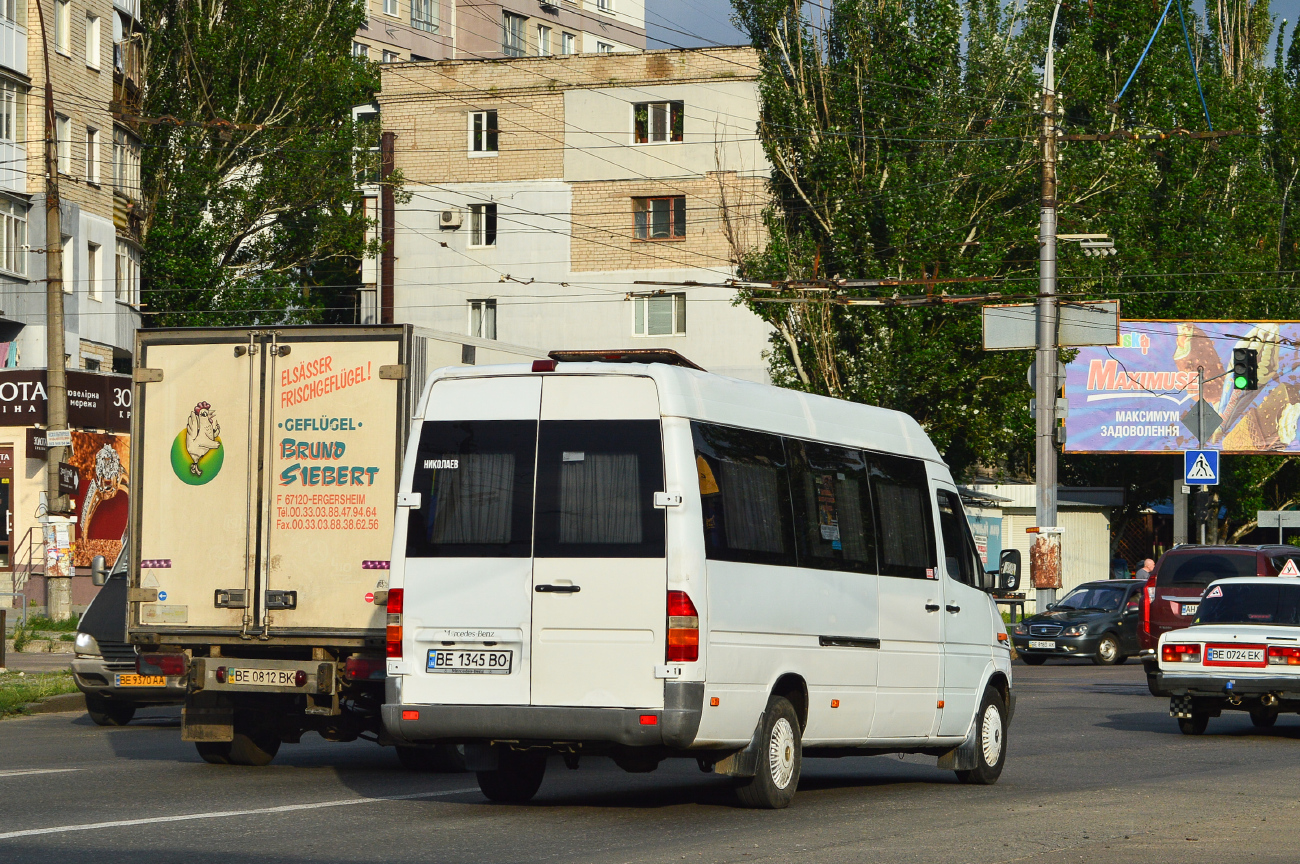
140, 0, 381, 326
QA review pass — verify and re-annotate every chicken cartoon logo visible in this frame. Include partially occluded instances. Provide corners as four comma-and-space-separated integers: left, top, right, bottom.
170, 401, 224, 485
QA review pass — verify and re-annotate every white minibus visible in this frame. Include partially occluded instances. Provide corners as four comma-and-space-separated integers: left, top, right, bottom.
380, 354, 1014, 808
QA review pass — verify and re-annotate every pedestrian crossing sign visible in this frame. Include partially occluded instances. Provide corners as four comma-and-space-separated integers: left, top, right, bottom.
1184, 450, 1219, 485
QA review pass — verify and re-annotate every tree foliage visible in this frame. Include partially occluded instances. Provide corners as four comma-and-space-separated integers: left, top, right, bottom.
732, 0, 1300, 536
140, 0, 381, 326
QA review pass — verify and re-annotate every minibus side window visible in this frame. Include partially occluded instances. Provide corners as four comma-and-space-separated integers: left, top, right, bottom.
936, 489, 980, 587
691, 421, 797, 567
786, 439, 877, 573
533, 420, 666, 558
405, 420, 537, 558
867, 454, 937, 579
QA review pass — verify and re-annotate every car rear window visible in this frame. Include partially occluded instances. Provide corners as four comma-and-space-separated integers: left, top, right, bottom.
1196, 583, 1300, 625
1156, 553, 1257, 587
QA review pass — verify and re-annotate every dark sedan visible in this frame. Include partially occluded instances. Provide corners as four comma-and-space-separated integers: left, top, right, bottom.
1010, 579, 1144, 666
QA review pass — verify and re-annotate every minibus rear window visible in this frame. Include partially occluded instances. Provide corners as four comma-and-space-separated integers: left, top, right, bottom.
692, 422, 797, 567
534, 420, 666, 558
870, 455, 936, 579
405, 420, 536, 558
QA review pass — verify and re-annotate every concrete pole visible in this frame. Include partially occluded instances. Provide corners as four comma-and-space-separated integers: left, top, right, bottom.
1033, 1, 1064, 611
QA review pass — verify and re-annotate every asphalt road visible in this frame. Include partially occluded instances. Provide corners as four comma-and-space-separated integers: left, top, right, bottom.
1, 659, 1298, 864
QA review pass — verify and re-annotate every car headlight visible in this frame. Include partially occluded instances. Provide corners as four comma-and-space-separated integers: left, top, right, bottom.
1062, 623, 1089, 636
74, 632, 101, 657
1011, 623, 1027, 635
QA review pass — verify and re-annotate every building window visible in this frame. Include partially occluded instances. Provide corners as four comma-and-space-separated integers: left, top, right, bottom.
469, 203, 497, 247
382, 50, 399, 63
85, 127, 99, 184
536, 24, 551, 56
56, 114, 71, 175
55, 0, 70, 53
352, 41, 369, 59
633, 196, 685, 241
0, 82, 25, 144
632, 293, 686, 336
561, 32, 575, 54
634, 101, 683, 144
469, 110, 498, 155
383, 0, 398, 15
85, 357, 100, 371
112, 127, 141, 198
0, 198, 26, 275
87, 241, 101, 301
116, 239, 140, 304
502, 11, 526, 57
85, 14, 101, 68
597, 41, 614, 53
0, 0, 22, 26
597, 0, 612, 12
469, 299, 497, 339
411, 0, 436, 33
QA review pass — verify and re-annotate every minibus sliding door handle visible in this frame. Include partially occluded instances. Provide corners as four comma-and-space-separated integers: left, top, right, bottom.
946, 604, 960, 613
536, 584, 581, 594
924, 603, 941, 612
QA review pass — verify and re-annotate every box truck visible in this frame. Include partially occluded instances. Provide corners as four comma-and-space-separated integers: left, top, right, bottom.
126, 325, 543, 765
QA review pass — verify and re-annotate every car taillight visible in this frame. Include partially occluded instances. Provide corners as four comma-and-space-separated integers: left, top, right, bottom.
386, 588, 404, 658
1162, 643, 1201, 663
1268, 645, 1300, 665
137, 652, 187, 676
667, 590, 699, 663
1143, 575, 1157, 637
344, 656, 386, 680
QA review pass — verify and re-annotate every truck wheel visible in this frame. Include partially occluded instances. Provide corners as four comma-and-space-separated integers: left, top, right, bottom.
226, 728, 281, 766
397, 744, 465, 772
1178, 713, 1210, 735
1093, 634, 1122, 666
955, 686, 1008, 786
476, 750, 547, 803
1250, 706, 1279, 728
195, 741, 233, 765
85, 695, 135, 726
1020, 655, 1047, 666
735, 695, 802, 809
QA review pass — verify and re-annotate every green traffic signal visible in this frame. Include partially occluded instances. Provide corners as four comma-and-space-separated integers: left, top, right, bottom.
1235, 375, 1249, 389
1232, 347, 1259, 390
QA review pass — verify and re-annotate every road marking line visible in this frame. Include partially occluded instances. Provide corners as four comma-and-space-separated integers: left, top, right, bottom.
0, 787, 479, 840
0, 769, 82, 778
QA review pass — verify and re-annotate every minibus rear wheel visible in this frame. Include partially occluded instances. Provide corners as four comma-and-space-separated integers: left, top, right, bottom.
735, 695, 802, 809
955, 686, 1007, 785
476, 748, 547, 803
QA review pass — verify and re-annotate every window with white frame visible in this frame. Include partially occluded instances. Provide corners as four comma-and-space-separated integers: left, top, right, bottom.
632, 293, 686, 336
597, 41, 614, 53
411, 0, 436, 32
633, 196, 686, 240
561, 32, 575, 54
634, 101, 683, 144
0, 81, 24, 143
352, 41, 369, 59
383, 0, 398, 15
113, 126, 141, 197
55, 0, 70, 53
536, 24, 551, 56
116, 239, 140, 303
87, 241, 101, 301
469, 203, 497, 247
469, 299, 497, 339
0, 198, 26, 275
56, 114, 71, 175
469, 110, 498, 155
85, 14, 101, 68
0, 0, 22, 26
382, 50, 399, 63
597, 0, 612, 12
502, 11, 526, 57
85, 127, 99, 184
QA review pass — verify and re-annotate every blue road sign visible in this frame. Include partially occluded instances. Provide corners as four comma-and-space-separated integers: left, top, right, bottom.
1185, 450, 1219, 486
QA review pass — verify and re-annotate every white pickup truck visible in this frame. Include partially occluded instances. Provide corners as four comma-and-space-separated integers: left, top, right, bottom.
1156, 576, 1300, 734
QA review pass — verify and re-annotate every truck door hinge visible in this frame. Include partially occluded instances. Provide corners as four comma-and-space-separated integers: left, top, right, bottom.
133, 368, 163, 383
379, 364, 407, 380
214, 588, 248, 609
265, 590, 298, 610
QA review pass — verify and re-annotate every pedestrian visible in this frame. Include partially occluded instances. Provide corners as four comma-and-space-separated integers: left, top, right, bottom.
1135, 558, 1155, 580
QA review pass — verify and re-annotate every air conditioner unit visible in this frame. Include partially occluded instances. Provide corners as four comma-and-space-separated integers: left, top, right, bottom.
439, 209, 463, 229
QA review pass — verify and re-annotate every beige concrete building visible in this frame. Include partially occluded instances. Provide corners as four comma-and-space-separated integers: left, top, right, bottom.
365, 47, 773, 382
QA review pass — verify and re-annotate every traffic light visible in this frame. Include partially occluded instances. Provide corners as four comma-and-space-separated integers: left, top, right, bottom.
1233, 348, 1258, 390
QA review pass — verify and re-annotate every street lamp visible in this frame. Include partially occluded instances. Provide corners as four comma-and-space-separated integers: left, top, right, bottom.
1059, 233, 1118, 257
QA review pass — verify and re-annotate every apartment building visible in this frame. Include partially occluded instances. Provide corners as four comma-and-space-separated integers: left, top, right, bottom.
367, 47, 773, 382
353, 0, 645, 64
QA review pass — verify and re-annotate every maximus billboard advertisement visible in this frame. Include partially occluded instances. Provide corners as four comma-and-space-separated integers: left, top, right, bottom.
1064, 320, 1300, 453
0, 369, 131, 431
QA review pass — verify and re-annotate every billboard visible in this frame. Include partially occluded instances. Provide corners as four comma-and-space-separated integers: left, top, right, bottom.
1064, 321, 1300, 453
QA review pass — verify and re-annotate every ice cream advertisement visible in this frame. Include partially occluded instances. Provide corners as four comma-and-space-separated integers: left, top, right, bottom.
1064, 321, 1300, 453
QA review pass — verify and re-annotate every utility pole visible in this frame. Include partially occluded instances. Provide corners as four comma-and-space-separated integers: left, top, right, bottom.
1033, 1, 1064, 611
34, 0, 73, 619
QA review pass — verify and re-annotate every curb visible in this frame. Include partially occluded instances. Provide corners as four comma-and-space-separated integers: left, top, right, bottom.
23, 692, 87, 714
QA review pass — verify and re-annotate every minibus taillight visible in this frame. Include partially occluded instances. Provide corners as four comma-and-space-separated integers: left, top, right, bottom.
1268, 645, 1300, 665
667, 590, 699, 662
386, 588, 404, 659
1162, 643, 1201, 663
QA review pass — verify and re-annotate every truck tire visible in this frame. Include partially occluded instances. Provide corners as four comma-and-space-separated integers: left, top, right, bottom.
397, 744, 465, 772
197, 720, 282, 766
476, 750, 547, 803
85, 695, 135, 726
955, 686, 1008, 786
734, 695, 802, 809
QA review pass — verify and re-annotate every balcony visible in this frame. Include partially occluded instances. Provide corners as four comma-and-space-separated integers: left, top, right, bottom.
0, 17, 24, 76
113, 38, 143, 115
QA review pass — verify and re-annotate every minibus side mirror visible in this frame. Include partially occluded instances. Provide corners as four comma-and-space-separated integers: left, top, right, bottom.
997, 549, 1021, 591
979, 570, 998, 591
90, 555, 108, 587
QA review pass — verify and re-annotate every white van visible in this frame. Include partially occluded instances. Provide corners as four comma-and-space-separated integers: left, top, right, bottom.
381, 355, 1014, 808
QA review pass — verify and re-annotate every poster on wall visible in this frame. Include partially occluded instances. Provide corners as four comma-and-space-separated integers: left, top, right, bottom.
67, 431, 130, 566
1064, 321, 1300, 454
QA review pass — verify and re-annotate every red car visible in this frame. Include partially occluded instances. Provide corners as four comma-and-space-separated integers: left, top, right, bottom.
1140, 544, 1300, 694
